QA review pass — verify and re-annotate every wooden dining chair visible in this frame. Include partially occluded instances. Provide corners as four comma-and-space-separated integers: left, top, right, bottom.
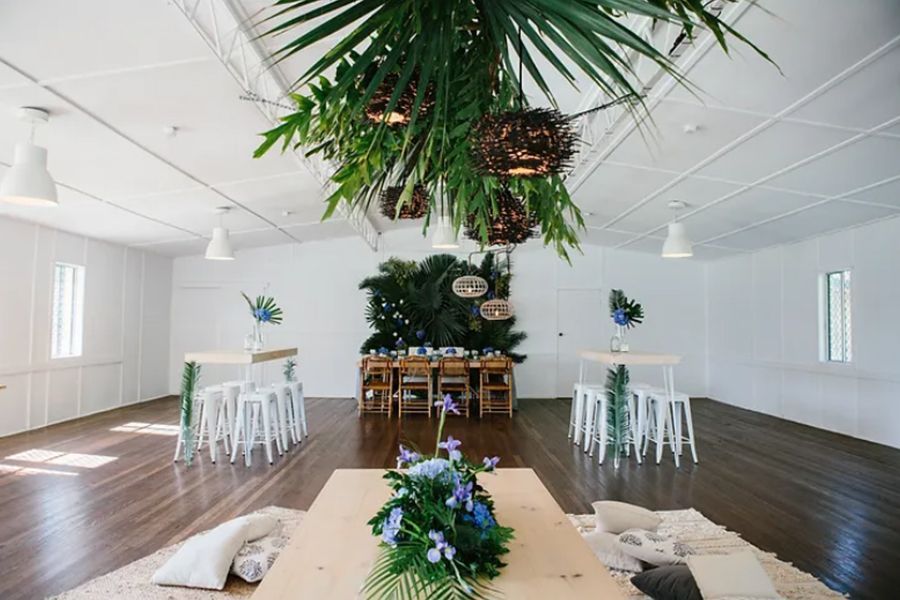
398, 356, 432, 417
438, 357, 470, 418
359, 356, 393, 416
479, 356, 513, 418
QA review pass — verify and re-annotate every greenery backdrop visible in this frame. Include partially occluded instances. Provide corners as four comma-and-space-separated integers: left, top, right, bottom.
359, 253, 526, 362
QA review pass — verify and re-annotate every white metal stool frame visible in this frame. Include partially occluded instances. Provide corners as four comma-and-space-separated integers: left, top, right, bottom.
288, 381, 308, 441
270, 383, 293, 450
231, 390, 284, 466
569, 382, 604, 446
642, 392, 679, 467
648, 388, 699, 465
576, 350, 682, 468
196, 386, 231, 463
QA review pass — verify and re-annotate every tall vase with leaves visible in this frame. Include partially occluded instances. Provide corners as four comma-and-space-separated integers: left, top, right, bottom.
179, 361, 201, 467
242, 292, 283, 351
609, 289, 644, 353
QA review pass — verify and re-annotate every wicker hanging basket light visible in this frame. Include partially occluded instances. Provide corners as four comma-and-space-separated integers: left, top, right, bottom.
452, 275, 489, 298
379, 184, 429, 219
365, 72, 435, 126
480, 299, 514, 321
471, 108, 577, 178
465, 189, 538, 246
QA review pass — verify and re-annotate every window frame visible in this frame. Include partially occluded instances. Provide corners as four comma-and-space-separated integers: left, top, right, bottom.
820, 269, 852, 364
50, 261, 86, 360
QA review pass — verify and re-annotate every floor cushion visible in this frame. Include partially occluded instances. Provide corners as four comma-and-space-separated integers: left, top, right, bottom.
581, 530, 644, 573
592, 501, 662, 534
631, 565, 702, 600
687, 551, 780, 599
617, 528, 696, 566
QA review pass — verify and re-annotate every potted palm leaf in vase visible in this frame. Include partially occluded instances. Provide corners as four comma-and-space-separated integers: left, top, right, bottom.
241, 291, 283, 351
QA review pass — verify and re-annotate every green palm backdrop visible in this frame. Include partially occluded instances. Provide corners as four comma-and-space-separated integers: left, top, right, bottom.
255, 0, 771, 258
360, 253, 526, 361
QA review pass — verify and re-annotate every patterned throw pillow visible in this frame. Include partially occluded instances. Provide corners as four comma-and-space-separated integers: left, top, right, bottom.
617, 528, 696, 567
231, 520, 290, 583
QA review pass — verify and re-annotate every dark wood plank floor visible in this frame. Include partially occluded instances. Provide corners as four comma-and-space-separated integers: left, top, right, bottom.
0, 397, 897, 600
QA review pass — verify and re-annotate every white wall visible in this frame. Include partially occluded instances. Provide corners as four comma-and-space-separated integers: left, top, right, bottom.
0, 215, 173, 437
707, 215, 900, 449
168, 229, 708, 399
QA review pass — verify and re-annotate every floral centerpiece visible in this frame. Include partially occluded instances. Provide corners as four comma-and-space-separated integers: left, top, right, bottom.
241, 292, 283, 350
608, 289, 643, 352
364, 395, 514, 598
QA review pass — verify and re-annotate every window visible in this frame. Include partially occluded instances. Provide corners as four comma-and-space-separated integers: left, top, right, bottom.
51, 262, 85, 359
823, 270, 852, 363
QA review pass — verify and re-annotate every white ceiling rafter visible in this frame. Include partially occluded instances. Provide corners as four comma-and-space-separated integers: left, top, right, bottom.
566, 0, 744, 192
168, 0, 381, 252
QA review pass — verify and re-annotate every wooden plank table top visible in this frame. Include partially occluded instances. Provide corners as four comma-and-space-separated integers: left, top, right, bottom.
253, 468, 623, 600
579, 350, 682, 366
183, 347, 297, 365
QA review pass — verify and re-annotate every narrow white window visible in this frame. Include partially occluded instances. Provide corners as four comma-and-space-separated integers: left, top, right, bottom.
823, 270, 851, 363
51, 262, 85, 359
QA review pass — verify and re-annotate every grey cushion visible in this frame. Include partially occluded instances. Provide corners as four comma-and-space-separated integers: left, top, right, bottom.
631, 565, 702, 600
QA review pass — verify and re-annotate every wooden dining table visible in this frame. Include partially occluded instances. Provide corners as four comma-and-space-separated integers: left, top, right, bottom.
252, 468, 623, 599
355, 355, 518, 408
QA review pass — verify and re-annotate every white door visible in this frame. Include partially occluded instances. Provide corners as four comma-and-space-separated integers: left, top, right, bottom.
556, 289, 604, 397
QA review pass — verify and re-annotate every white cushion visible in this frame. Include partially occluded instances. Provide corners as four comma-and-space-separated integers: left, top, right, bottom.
592, 501, 661, 534
581, 530, 643, 573
152, 514, 278, 590
232, 522, 290, 583
617, 528, 696, 566
687, 552, 780, 599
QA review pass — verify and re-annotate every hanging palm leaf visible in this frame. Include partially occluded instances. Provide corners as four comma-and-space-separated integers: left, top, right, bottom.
606, 364, 630, 461
255, 1, 773, 257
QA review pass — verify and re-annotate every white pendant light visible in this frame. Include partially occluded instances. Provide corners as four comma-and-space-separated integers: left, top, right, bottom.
205, 207, 235, 261
662, 200, 693, 258
0, 108, 58, 207
431, 210, 459, 249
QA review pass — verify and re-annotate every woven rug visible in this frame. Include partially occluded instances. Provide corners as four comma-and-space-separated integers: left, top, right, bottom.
52, 506, 844, 600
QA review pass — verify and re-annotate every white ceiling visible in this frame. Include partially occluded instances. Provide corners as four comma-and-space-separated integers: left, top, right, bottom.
0, 0, 898, 260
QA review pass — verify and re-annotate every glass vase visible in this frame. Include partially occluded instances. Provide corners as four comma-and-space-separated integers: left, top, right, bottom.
251, 320, 264, 351
610, 325, 629, 353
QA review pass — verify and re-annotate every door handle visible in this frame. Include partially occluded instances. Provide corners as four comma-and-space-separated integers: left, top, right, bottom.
558, 332, 564, 337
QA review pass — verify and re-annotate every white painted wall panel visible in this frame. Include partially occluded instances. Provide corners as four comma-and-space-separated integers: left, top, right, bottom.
0, 215, 174, 437
707, 215, 900, 448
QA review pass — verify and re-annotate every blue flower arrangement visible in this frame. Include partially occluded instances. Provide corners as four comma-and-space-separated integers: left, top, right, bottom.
365, 395, 514, 597
241, 292, 283, 325
608, 289, 643, 329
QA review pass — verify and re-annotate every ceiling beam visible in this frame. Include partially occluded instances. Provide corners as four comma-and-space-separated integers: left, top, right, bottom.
169, 0, 381, 251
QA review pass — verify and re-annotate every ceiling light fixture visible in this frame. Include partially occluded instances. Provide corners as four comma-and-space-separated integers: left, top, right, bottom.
662, 200, 693, 259
205, 207, 235, 261
0, 107, 58, 207
431, 198, 459, 249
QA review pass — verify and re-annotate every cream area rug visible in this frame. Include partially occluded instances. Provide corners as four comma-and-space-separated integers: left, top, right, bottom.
52, 506, 844, 600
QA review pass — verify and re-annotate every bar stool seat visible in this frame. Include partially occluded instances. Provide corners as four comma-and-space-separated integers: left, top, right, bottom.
231, 389, 283, 466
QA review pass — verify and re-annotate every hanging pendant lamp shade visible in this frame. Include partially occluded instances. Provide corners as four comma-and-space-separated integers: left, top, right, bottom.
471, 108, 577, 178
662, 222, 693, 258
480, 299, 514, 321
452, 275, 488, 298
465, 189, 537, 246
379, 184, 428, 219
0, 142, 58, 206
205, 226, 235, 261
364, 72, 435, 126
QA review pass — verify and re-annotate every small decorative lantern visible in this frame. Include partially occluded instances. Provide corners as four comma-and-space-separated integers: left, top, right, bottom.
365, 73, 435, 126
379, 184, 428, 219
452, 275, 488, 298
480, 299, 514, 321
471, 108, 577, 178
465, 189, 538, 246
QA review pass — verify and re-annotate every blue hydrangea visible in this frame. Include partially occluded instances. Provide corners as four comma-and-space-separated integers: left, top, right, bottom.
381, 506, 403, 546
612, 308, 629, 326
408, 458, 452, 481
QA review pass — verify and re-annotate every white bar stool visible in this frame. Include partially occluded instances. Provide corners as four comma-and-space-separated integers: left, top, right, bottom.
589, 388, 643, 465
231, 389, 283, 466
196, 386, 232, 463
642, 389, 679, 467
667, 390, 698, 464
569, 382, 604, 446
288, 381, 308, 441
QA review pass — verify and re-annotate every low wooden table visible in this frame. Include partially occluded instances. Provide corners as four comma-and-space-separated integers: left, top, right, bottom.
253, 468, 623, 599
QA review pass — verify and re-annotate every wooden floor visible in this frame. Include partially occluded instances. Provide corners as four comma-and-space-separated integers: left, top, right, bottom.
0, 397, 897, 600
